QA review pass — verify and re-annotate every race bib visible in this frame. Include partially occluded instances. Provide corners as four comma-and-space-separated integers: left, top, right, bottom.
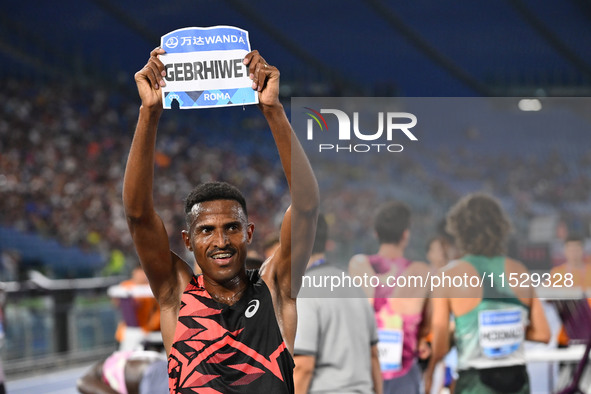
160, 26, 258, 109
377, 329, 403, 372
479, 309, 524, 358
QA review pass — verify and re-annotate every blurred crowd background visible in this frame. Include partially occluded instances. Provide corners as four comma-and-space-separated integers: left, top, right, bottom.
1, 0, 591, 388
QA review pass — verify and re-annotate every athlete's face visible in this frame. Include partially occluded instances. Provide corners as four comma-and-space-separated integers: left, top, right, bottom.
183, 199, 254, 284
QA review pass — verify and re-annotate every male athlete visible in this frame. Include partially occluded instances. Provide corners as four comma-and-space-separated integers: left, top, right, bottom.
424, 193, 550, 394
349, 200, 431, 394
123, 47, 319, 393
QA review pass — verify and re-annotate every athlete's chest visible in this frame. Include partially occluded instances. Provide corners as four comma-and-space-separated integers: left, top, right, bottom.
178, 279, 270, 335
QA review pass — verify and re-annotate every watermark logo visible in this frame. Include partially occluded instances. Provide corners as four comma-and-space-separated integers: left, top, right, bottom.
304, 107, 328, 132
304, 107, 418, 153
164, 36, 179, 49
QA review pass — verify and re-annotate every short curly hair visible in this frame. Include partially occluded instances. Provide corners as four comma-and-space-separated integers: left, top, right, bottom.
184, 182, 247, 226
445, 193, 511, 257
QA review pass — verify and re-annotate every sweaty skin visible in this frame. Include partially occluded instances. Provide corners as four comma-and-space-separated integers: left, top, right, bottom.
122, 47, 319, 357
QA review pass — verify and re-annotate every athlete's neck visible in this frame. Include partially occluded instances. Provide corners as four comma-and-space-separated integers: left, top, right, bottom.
378, 243, 405, 260
203, 271, 249, 305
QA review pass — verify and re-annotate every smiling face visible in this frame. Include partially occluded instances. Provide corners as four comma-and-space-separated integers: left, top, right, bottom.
182, 199, 254, 286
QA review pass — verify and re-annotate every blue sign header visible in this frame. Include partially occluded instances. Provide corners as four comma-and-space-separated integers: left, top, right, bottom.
161, 26, 250, 54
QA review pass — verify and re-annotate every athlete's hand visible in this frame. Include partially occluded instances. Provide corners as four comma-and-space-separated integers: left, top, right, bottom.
243, 50, 281, 110
135, 47, 166, 111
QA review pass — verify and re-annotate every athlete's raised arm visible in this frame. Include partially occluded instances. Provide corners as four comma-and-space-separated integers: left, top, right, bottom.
122, 47, 192, 314
244, 50, 319, 350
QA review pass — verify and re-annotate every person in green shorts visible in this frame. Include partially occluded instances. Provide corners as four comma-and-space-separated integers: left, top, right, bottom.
425, 193, 551, 394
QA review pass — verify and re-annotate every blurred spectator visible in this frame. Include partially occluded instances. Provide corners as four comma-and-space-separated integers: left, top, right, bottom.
110, 265, 160, 351
77, 349, 167, 394
551, 235, 591, 289
294, 214, 382, 394
550, 234, 591, 348
103, 249, 127, 276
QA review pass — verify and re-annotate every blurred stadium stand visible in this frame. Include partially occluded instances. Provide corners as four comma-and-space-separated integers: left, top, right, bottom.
0, 226, 103, 278
1, 0, 591, 96
2, 0, 591, 385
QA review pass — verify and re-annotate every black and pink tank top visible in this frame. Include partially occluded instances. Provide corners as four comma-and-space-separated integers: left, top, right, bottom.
168, 269, 294, 393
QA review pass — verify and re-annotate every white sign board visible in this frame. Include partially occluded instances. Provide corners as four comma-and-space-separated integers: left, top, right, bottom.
160, 26, 258, 109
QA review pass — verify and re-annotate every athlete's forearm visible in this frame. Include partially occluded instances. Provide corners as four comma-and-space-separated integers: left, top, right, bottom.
425, 322, 448, 379
526, 296, 551, 343
122, 106, 161, 220
262, 104, 319, 213
293, 355, 315, 394
418, 297, 432, 338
